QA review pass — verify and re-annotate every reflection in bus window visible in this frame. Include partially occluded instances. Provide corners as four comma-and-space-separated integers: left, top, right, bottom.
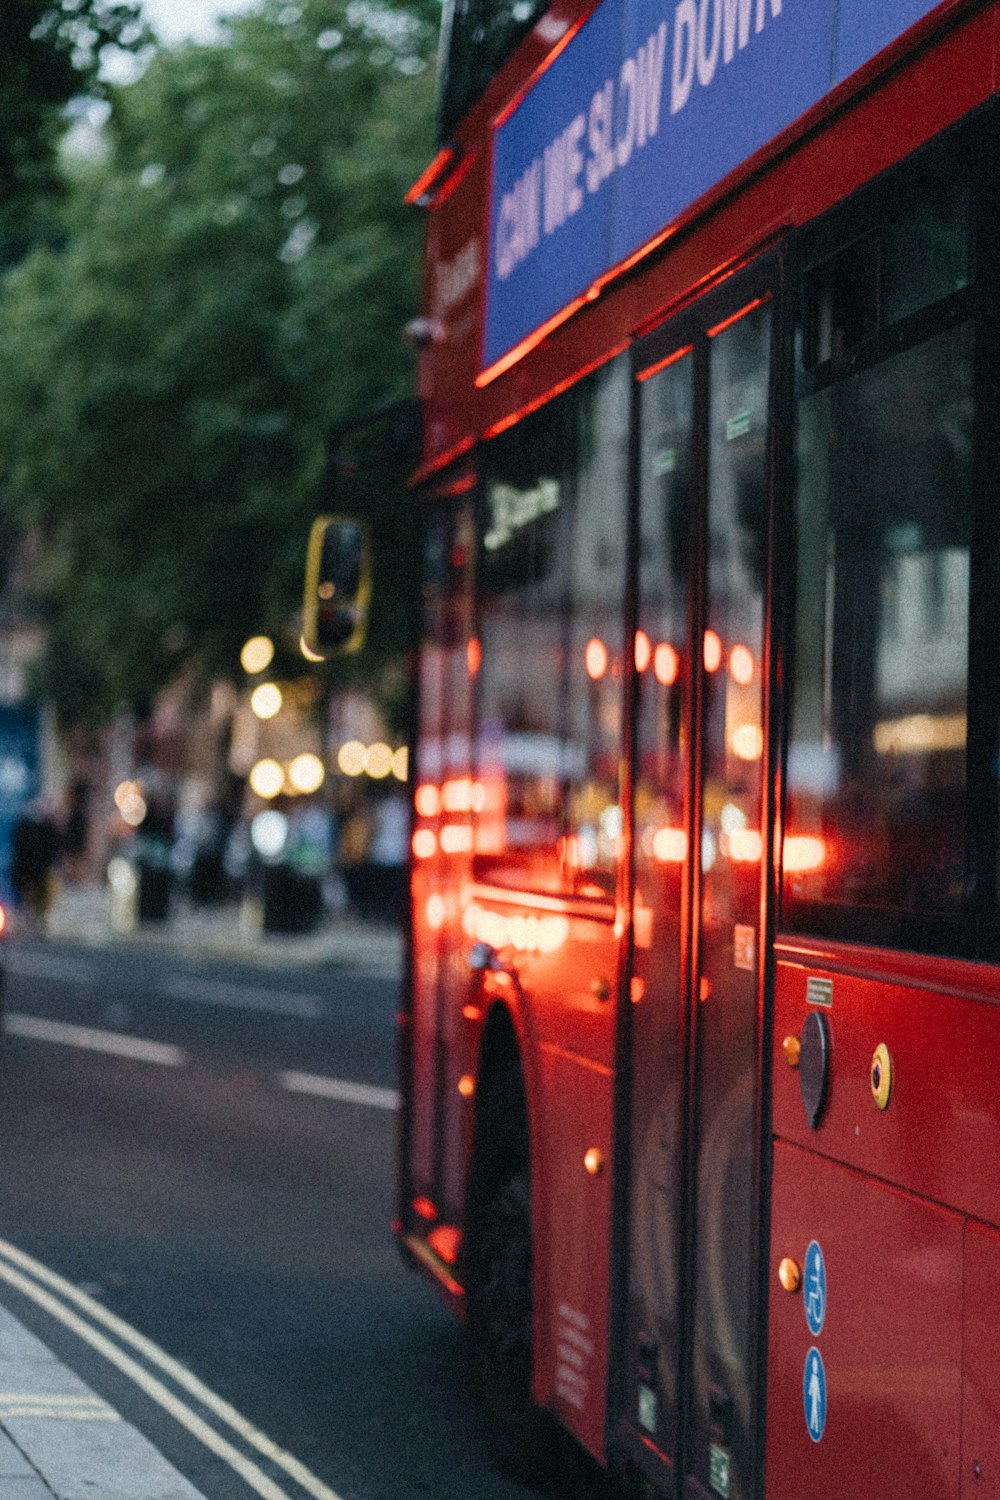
475, 358, 628, 896
784, 321, 974, 940
628, 344, 692, 1454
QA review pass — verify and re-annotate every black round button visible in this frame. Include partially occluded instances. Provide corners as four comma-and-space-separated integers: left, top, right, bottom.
799, 1010, 831, 1129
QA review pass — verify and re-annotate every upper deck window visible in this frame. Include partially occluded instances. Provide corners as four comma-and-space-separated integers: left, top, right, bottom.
784, 142, 982, 954
437, 0, 546, 140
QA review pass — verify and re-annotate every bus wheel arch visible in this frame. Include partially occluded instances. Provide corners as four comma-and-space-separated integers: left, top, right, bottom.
464, 1003, 556, 1479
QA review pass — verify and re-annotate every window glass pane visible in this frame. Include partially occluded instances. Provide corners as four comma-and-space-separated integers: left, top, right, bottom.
883, 177, 972, 326
564, 359, 629, 894
438, 0, 546, 140
475, 402, 567, 892
628, 347, 693, 1455
474, 359, 628, 895
807, 237, 879, 367
784, 321, 974, 936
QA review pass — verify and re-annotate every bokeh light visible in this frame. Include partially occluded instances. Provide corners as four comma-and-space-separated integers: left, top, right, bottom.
240, 635, 275, 674
249, 758, 284, 799
250, 683, 283, 720
288, 753, 325, 794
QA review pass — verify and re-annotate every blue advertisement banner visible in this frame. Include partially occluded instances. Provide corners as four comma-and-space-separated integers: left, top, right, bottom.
484, 0, 946, 371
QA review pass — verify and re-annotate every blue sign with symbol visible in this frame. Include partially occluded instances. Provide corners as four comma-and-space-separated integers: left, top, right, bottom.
803, 1346, 827, 1443
804, 1239, 826, 1337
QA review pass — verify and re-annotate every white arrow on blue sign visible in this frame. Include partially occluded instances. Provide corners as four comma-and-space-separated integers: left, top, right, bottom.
803, 1346, 828, 1443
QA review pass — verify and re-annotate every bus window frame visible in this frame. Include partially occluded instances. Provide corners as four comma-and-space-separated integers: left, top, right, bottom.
778, 110, 1000, 962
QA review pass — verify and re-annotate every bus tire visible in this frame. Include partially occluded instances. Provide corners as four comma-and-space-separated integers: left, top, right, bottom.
465, 1067, 557, 1483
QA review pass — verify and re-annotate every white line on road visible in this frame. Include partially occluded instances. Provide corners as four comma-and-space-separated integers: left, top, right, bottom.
5, 1014, 186, 1068
278, 1070, 399, 1111
160, 974, 323, 1018
3, 951, 100, 985
0, 1238, 345, 1500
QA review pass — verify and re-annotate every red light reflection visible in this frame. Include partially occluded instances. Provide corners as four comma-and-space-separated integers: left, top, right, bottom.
729, 644, 755, 685
652, 826, 688, 864
654, 643, 679, 686
414, 784, 440, 818
728, 829, 763, 863
704, 630, 723, 672
585, 638, 609, 681
783, 835, 826, 873
635, 630, 652, 672
412, 829, 437, 860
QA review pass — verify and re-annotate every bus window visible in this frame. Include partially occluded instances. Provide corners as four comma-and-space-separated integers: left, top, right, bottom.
474, 357, 628, 896
882, 177, 973, 326
438, 0, 547, 141
784, 317, 974, 946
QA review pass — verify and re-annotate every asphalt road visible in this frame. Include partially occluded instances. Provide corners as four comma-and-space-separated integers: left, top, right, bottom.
0, 933, 598, 1500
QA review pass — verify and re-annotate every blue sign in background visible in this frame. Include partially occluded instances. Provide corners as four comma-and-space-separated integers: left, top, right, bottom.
484, 0, 946, 370
0, 702, 41, 902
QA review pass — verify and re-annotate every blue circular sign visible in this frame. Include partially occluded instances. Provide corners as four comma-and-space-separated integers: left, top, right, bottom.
804, 1239, 826, 1337
803, 1346, 827, 1442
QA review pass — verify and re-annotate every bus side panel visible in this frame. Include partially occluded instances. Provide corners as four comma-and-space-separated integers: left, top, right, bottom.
766, 1140, 963, 1499
490, 907, 619, 1462
772, 959, 1000, 1225
962, 1220, 1000, 1498
535, 1043, 613, 1462
467, 896, 618, 1461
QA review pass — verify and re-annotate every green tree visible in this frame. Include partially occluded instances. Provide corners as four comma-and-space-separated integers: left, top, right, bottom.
0, 1, 151, 260
0, 0, 437, 724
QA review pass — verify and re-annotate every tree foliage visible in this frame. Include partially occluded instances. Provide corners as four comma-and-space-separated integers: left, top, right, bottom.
0, 0, 438, 724
0, 0, 150, 258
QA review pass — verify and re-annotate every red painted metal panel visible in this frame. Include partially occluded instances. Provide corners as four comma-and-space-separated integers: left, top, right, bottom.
772, 957, 1000, 1226
416, 148, 489, 477
462, 896, 619, 1461
535, 1042, 613, 1461
962, 1220, 1000, 1498
767, 1141, 963, 1500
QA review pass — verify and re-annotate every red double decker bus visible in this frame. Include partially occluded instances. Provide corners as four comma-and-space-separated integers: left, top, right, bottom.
396, 3, 1000, 1496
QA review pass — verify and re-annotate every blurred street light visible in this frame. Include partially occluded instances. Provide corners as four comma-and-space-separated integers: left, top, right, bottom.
240, 635, 275, 674
249, 758, 284, 799
250, 682, 283, 720
288, 753, 325, 794
337, 740, 367, 777
114, 779, 147, 828
251, 810, 288, 859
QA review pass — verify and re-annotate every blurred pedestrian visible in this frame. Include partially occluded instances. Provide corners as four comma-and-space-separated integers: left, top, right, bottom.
11, 797, 61, 930
61, 778, 91, 882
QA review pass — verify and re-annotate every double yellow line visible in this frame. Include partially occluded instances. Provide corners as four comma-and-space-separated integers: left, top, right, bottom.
0, 1238, 344, 1500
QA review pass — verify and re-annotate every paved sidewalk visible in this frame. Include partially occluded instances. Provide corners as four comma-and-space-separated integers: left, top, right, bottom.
0, 1304, 206, 1500
0, 883, 402, 1498
40, 881, 403, 974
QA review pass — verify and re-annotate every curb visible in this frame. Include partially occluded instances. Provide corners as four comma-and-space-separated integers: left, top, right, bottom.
0, 1304, 207, 1500
35, 888, 403, 974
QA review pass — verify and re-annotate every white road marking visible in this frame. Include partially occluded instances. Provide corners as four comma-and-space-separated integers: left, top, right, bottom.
0, 1393, 120, 1420
4, 951, 99, 985
160, 975, 322, 1018
5, 1014, 185, 1068
278, 1070, 399, 1111
0, 1239, 345, 1500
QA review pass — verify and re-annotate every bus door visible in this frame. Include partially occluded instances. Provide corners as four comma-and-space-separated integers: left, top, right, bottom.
617, 260, 781, 1500
405, 491, 477, 1255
